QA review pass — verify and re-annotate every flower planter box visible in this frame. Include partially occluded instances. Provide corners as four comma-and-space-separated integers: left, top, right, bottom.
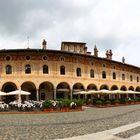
43, 108, 54, 112
60, 107, 69, 112
76, 106, 82, 111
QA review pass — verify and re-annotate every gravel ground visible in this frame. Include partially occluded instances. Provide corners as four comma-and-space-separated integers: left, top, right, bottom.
0, 105, 140, 140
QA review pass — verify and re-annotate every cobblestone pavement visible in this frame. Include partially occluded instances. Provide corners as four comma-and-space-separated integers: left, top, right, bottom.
0, 105, 140, 140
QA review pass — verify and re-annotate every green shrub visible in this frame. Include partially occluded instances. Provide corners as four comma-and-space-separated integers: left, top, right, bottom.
42, 100, 53, 108
114, 99, 120, 104
75, 99, 84, 106
104, 100, 111, 104
95, 100, 102, 105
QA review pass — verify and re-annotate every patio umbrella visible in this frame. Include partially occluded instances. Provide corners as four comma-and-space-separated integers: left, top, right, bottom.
7, 90, 31, 103
0, 91, 7, 96
96, 89, 112, 94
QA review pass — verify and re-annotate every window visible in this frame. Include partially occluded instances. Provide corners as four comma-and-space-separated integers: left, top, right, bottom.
60, 66, 65, 75
25, 64, 31, 74
6, 65, 12, 74
130, 75, 133, 81
76, 68, 81, 77
122, 73, 125, 80
43, 56, 47, 60
103, 64, 106, 67
43, 65, 48, 74
80, 46, 83, 52
6, 56, 11, 61
102, 71, 106, 79
90, 69, 94, 78
113, 72, 116, 79
26, 56, 31, 60
137, 76, 139, 82
60, 57, 65, 61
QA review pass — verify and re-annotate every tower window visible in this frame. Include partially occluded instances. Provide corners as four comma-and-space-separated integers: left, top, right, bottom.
137, 76, 139, 82
43, 65, 49, 74
113, 72, 116, 79
102, 71, 106, 79
60, 66, 65, 75
130, 75, 133, 81
90, 69, 94, 78
6, 65, 12, 74
122, 73, 125, 80
76, 68, 81, 77
25, 64, 31, 74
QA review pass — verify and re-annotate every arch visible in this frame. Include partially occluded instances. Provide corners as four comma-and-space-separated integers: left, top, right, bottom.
25, 64, 31, 74
100, 84, 109, 90
5, 65, 12, 74
39, 81, 54, 100
1, 82, 17, 103
60, 65, 65, 75
128, 86, 134, 91
136, 86, 140, 92
111, 85, 118, 90
73, 83, 85, 91
56, 82, 70, 99
87, 84, 97, 90
43, 65, 49, 74
120, 85, 127, 91
102, 71, 106, 79
21, 81, 36, 100
90, 69, 94, 78
76, 68, 81, 77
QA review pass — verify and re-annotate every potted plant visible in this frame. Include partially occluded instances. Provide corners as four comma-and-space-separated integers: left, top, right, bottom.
114, 99, 120, 106
42, 100, 53, 112
104, 100, 112, 107
59, 99, 70, 112
95, 100, 103, 107
75, 99, 83, 110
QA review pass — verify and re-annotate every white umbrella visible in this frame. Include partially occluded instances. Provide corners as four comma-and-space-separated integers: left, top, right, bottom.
125, 90, 140, 94
111, 90, 126, 94
96, 89, 112, 94
7, 90, 31, 103
0, 91, 7, 96
7, 90, 30, 95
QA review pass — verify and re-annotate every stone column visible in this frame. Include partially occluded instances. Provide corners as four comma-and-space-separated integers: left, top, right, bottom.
134, 94, 136, 99
53, 88, 56, 100
70, 89, 73, 99
36, 89, 39, 101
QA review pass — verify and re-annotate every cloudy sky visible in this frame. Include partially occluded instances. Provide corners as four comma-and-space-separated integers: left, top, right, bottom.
0, 0, 140, 66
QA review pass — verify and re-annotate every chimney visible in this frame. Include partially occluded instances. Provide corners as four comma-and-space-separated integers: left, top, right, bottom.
122, 57, 125, 63
84, 47, 87, 54
106, 50, 109, 59
94, 45, 98, 57
109, 49, 113, 60
42, 39, 47, 49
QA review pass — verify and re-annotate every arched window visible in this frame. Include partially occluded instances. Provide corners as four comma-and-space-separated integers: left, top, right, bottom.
112, 72, 116, 79
25, 64, 31, 74
102, 71, 106, 79
130, 75, 133, 81
76, 68, 81, 77
60, 66, 65, 75
122, 73, 125, 80
6, 65, 12, 74
43, 65, 48, 74
90, 69, 94, 78
137, 76, 139, 82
